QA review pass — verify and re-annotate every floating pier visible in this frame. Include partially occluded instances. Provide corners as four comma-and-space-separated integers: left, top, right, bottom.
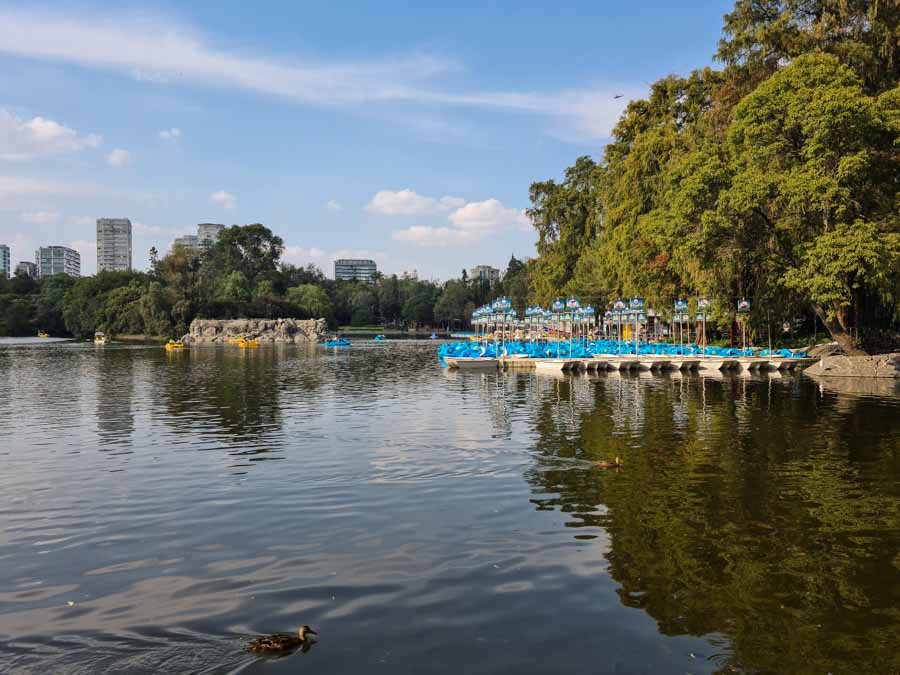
698, 358, 739, 371
535, 358, 581, 372
637, 358, 672, 371
445, 357, 499, 371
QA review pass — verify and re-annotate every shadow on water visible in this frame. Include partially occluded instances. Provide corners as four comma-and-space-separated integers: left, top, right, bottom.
518, 371, 900, 674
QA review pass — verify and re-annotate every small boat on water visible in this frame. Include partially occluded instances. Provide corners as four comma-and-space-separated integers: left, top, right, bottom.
37, 332, 50, 338
236, 337, 260, 348
324, 337, 351, 347
165, 339, 185, 351
429, 333, 438, 340
94, 332, 108, 345
374, 335, 387, 342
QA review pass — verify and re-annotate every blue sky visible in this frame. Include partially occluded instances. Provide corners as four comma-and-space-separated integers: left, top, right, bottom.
0, 1, 732, 279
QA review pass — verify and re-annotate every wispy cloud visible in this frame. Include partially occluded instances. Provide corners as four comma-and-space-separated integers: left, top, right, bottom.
133, 221, 180, 236
367, 189, 465, 216
159, 127, 181, 141
379, 191, 531, 246
0, 175, 160, 203
283, 245, 326, 266
209, 189, 236, 209
0, 9, 634, 140
0, 108, 102, 161
325, 199, 343, 212
105, 148, 131, 167
21, 209, 60, 224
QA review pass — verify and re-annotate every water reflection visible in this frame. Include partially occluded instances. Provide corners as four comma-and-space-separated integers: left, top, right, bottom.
1, 343, 898, 674
520, 371, 900, 674
95, 348, 137, 450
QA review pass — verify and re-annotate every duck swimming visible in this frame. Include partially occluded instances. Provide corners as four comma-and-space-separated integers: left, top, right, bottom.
594, 457, 622, 469
247, 625, 317, 653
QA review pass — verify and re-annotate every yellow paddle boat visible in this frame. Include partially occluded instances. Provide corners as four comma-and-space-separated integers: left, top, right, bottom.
165, 339, 185, 351
37, 331, 50, 338
94, 332, 108, 345
236, 337, 260, 348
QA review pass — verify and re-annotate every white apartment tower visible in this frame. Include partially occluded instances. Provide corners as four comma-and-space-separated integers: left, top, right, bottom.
0, 244, 9, 279
36, 246, 81, 277
97, 218, 133, 272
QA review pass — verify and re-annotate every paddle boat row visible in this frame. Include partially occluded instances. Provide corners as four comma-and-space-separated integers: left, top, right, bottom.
439, 339, 816, 373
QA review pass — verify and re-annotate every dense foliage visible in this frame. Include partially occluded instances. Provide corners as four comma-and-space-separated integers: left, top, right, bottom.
0, 224, 529, 338
526, 1, 900, 354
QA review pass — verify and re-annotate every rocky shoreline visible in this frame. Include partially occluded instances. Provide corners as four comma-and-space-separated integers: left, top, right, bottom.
804, 353, 900, 379
182, 318, 327, 345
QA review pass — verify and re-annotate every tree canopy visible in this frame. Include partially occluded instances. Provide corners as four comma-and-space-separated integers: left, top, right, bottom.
524, 2, 900, 353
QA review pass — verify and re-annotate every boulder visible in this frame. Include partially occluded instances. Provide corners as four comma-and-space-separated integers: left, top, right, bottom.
183, 318, 327, 345
803, 352, 900, 379
807, 342, 843, 358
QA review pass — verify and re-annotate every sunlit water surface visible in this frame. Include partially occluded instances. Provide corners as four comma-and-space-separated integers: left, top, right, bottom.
1, 339, 898, 674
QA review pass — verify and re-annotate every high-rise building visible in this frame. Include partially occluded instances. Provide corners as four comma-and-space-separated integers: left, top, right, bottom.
468, 265, 500, 284
15, 261, 37, 278
97, 218, 133, 272
197, 223, 225, 248
36, 246, 81, 277
0, 244, 9, 279
172, 234, 200, 252
334, 258, 377, 282
171, 224, 225, 254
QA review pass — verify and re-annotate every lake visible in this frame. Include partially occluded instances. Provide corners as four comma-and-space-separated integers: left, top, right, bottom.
1, 339, 898, 674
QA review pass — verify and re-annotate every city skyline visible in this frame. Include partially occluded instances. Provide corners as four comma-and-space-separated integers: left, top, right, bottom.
0, 1, 731, 278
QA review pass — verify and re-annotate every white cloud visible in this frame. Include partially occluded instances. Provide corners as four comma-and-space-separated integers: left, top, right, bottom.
209, 189, 236, 209
106, 148, 131, 167
133, 221, 180, 236
21, 210, 59, 224
392, 197, 531, 247
325, 199, 343, 212
438, 195, 466, 210
0, 9, 633, 140
367, 189, 435, 216
69, 239, 97, 275
448, 198, 530, 232
158, 127, 181, 141
0, 108, 102, 160
0, 175, 161, 204
392, 226, 462, 246
283, 245, 326, 266
68, 215, 94, 226
366, 189, 466, 216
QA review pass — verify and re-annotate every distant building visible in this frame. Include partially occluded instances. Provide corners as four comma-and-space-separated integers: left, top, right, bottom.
197, 223, 225, 248
36, 246, 81, 277
15, 261, 37, 278
0, 244, 9, 279
334, 258, 377, 282
172, 234, 200, 252
97, 218, 133, 272
469, 265, 500, 284
171, 224, 225, 254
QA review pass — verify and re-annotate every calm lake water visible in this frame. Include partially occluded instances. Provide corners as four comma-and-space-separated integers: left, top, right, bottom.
1, 339, 898, 674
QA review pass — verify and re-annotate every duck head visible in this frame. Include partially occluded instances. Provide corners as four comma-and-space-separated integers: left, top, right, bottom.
298, 625, 318, 641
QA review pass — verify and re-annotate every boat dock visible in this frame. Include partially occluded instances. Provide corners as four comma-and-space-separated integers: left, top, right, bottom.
455, 354, 817, 374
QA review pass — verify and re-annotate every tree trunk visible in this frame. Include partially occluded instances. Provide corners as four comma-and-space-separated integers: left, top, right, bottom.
813, 304, 867, 355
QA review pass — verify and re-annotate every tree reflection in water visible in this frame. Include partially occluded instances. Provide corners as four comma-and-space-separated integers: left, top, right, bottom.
520, 371, 900, 674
